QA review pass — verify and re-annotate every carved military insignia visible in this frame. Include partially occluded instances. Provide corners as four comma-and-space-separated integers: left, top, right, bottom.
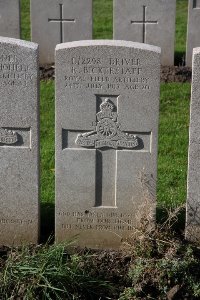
0, 128, 18, 144
75, 98, 139, 149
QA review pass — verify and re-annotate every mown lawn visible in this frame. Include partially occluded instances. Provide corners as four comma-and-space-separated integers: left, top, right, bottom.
158, 83, 190, 208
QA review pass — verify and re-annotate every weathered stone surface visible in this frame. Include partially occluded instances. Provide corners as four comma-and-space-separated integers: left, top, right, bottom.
31, 0, 92, 64
186, 47, 200, 242
0, 0, 20, 38
113, 0, 176, 66
186, 0, 200, 66
55, 40, 160, 249
0, 37, 39, 246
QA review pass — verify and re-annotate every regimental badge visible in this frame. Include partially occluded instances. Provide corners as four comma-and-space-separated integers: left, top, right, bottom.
75, 98, 139, 149
0, 128, 18, 145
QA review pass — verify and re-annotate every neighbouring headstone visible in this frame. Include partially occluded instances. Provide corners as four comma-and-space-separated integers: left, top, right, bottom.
186, 0, 200, 66
0, 0, 20, 38
186, 47, 200, 242
113, 0, 176, 66
55, 40, 160, 249
31, 0, 92, 64
0, 37, 39, 246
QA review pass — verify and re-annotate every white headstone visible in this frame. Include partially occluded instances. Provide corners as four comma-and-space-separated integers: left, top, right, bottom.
186, 0, 200, 66
113, 0, 176, 66
0, 0, 20, 38
55, 40, 160, 249
31, 0, 93, 64
186, 47, 200, 242
0, 37, 39, 246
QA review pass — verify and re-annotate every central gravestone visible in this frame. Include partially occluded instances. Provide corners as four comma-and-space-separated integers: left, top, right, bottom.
55, 40, 160, 249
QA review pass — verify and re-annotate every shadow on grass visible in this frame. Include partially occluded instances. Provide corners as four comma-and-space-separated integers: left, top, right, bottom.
40, 202, 55, 244
156, 205, 186, 236
174, 51, 186, 66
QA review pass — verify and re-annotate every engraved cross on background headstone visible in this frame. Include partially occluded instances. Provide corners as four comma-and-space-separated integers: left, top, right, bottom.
64, 96, 148, 208
193, 0, 200, 9
131, 6, 158, 43
48, 3, 76, 43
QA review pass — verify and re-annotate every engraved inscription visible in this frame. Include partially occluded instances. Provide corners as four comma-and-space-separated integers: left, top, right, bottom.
0, 128, 31, 148
0, 218, 33, 225
0, 128, 18, 144
64, 56, 151, 91
48, 4, 76, 43
193, 0, 200, 9
58, 211, 135, 232
75, 99, 139, 150
0, 54, 35, 87
131, 6, 158, 43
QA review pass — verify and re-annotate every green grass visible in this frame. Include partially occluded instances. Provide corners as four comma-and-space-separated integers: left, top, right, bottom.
40, 81, 55, 204
175, 0, 188, 64
20, 0, 30, 40
0, 243, 112, 300
93, 0, 113, 39
158, 83, 190, 208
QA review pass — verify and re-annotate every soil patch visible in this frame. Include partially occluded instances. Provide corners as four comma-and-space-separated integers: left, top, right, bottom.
161, 66, 191, 83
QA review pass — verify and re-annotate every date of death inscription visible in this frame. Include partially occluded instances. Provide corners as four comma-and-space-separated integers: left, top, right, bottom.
58, 211, 136, 232
64, 56, 151, 91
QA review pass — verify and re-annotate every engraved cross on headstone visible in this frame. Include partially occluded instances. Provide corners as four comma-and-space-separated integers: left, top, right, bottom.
48, 3, 76, 43
193, 0, 200, 9
64, 97, 147, 208
131, 5, 158, 43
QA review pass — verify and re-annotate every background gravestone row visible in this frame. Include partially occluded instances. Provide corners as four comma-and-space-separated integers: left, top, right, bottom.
1, 0, 200, 66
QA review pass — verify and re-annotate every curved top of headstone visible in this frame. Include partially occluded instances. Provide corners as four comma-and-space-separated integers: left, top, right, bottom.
0, 36, 38, 50
56, 40, 161, 53
193, 47, 200, 55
